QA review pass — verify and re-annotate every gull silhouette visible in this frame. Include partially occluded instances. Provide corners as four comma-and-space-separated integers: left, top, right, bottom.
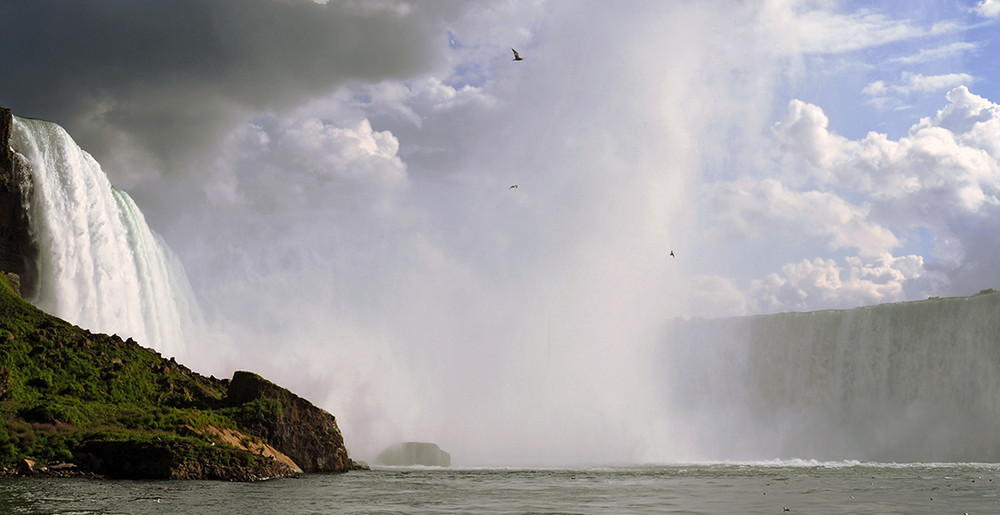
511, 48, 524, 61
669, 250, 675, 257
509, 184, 518, 189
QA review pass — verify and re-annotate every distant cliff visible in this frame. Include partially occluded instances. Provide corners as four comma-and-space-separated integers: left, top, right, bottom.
376, 442, 451, 467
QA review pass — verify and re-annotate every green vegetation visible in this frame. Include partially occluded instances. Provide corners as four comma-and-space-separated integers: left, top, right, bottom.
0, 273, 270, 474
222, 397, 282, 430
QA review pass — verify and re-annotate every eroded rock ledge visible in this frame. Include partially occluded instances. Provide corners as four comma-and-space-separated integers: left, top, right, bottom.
226, 371, 364, 473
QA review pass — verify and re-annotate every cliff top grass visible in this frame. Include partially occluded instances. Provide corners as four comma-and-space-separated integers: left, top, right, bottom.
0, 273, 281, 472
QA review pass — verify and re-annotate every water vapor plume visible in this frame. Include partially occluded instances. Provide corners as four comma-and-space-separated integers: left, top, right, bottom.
165, 1, 785, 465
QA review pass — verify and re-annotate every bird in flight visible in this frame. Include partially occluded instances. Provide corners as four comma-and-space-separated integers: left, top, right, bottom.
669, 250, 675, 258
511, 48, 524, 61
509, 184, 518, 189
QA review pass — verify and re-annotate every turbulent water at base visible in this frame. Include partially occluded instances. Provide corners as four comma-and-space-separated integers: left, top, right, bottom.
1, 464, 999, 514
9, 117, 201, 356
662, 293, 1000, 463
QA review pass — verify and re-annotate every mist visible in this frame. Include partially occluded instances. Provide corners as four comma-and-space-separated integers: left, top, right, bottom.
154, 1, 774, 465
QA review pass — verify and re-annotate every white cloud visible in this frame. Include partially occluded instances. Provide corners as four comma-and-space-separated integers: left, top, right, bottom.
900, 72, 975, 94
740, 87, 1000, 313
280, 117, 407, 188
758, 2, 926, 56
890, 41, 979, 64
975, 0, 1000, 18
773, 92, 1000, 217
748, 254, 925, 313
708, 178, 899, 257
356, 78, 499, 128
772, 98, 842, 168
863, 72, 974, 109
926, 86, 1000, 157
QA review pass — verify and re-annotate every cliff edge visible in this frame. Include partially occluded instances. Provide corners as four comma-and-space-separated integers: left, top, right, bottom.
227, 371, 357, 473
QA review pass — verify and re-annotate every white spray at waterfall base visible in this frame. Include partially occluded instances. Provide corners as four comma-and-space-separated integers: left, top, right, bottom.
9, 116, 202, 357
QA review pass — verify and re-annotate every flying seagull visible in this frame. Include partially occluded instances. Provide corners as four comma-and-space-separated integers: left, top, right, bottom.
511, 48, 524, 61
669, 250, 675, 257
509, 184, 518, 189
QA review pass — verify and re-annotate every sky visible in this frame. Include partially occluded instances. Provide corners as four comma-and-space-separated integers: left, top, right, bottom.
3, 0, 1000, 464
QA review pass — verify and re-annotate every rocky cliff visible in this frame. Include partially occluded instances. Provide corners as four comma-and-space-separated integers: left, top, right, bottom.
0, 107, 35, 291
226, 371, 359, 473
0, 270, 364, 480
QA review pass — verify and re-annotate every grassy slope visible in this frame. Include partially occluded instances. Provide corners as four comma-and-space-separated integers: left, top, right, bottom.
0, 274, 280, 474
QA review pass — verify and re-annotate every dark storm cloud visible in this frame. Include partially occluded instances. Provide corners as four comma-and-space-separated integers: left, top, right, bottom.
0, 0, 442, 175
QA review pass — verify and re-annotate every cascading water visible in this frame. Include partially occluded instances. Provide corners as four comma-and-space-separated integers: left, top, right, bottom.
662, 292, 1000, 462
8, 116, 201, 356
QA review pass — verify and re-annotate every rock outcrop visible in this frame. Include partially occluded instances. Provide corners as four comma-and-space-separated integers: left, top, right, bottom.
0, 107, 37, 293
226, 371, 361, 473
0, 269, 363, 481
376, 442, 451, 467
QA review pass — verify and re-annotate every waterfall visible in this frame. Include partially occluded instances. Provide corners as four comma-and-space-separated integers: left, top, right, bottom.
9, 116, 201, 356
662, 292, 1000, 462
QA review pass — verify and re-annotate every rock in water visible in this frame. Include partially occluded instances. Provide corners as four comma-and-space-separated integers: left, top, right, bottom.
375, 442, 451, 467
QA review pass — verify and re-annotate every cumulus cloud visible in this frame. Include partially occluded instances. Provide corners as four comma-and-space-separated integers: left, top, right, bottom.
928, 86, 1000, 155
279, 117, 407, 188
708, 178, 898, 257
748, 254, 926, 313
726, 86, 1000, 314
773, 90, 1000, 218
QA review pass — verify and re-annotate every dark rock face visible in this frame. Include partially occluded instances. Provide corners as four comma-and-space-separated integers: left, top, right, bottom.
0, 108, 10, 164
376, 442, 451, 467
0, 107, 37, 293
227, 371, 357, 473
